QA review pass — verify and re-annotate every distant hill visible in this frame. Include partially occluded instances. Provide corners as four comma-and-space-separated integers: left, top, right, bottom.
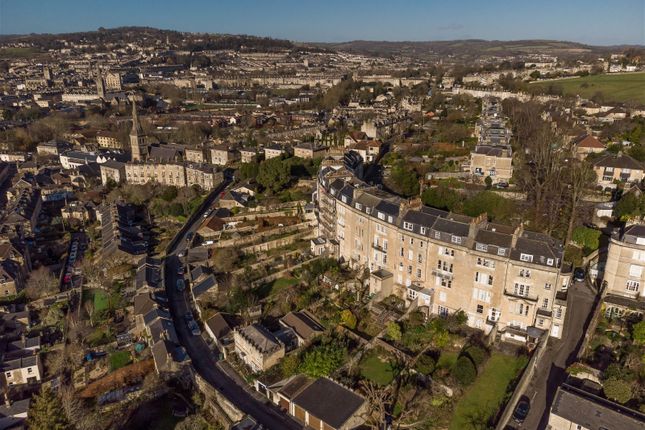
0, 26, 295, 52
314, 39, 642, 58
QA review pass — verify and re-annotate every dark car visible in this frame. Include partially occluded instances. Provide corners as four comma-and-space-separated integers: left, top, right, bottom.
574, 267, 586, 282
513, 399, 530, 423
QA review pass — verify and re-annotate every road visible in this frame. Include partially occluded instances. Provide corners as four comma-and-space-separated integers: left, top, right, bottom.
510, 280, 597, 430
163, 180, 302, 430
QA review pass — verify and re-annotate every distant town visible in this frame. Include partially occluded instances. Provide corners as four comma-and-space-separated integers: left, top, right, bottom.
0, 26, 643, 430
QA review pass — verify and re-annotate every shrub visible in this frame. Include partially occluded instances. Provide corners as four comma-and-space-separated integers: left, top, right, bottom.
572, 227, 601, 254
452, 356, 477, 386
603, 377, 634, 404
415, 354, 436, 376
463, 346, 488, 367
340, 310, 357, 330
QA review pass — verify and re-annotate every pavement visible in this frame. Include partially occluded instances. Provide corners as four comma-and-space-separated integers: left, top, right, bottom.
163, 181, 302, 430
509, 280, 597, 430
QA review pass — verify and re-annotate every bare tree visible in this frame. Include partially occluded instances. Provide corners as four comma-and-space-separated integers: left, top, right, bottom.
360, 380, 390, 430
25, 266, 59, 300
84, 300, 95, 327
565, 158, 595, 245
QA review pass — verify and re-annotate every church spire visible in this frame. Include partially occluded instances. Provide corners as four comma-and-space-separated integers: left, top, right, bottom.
131, 100, 143, 136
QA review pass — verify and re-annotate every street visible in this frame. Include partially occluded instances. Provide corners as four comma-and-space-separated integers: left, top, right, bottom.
163, 181, 302, 430
511, 280, 597, 430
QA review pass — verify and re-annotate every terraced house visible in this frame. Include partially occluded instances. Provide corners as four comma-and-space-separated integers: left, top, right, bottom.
315, 166, 571, 343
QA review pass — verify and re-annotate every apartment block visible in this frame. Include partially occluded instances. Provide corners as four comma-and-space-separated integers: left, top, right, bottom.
316, 166, 571, 342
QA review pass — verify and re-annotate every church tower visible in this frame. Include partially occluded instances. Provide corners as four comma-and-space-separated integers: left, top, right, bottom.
130, 101, 147, 161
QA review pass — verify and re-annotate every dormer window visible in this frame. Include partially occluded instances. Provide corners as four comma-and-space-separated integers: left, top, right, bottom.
387, 216, 393, 223
546, 258, 554, 266
341, 195, 347, 203
451, 236, 462, 244
434, 231, 441, 239
403, 222, 413, 231
366, 208, 372, 215
498, 247, 506, 256
356, 203, 362, 210
420, 227, 426, 235
377, 212, 385, 220
476, 243, 488, 252
520, 253, 533, 262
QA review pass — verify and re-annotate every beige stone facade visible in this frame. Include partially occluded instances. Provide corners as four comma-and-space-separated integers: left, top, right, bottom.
185, 148, 206, 163
602, 224, 645, 318
233, 324, 285, 372
470, 146, 513, 184
125, 162, 186, 187
316, 167, 570, 341
186, 164, 223, 191
96, 133, 120, 149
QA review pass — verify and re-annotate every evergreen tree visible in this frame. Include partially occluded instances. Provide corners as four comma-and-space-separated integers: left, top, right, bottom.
27, 386, 71, 430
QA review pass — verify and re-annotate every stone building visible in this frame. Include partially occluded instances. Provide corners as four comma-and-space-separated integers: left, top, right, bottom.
315, 166, 571, 342
233, 324, 285, 372
602, 224, 645, 318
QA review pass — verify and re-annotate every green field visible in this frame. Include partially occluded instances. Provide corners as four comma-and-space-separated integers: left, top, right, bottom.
0, 47, 43, 58
359, 352, 396, 386
532, 72, 645, 105
92, 290, 110, 311
450, 353, 528, 430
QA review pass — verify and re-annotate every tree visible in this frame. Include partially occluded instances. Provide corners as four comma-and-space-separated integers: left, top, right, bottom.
565, 159, 595, 245
385, 321, 402, 342
239, 162, 260, 181
340, 309, 357, 330
281, 354, 301, 377
603, 377, 634, 404
484, 175, 493, 189
299, 343, 346, 377
572, 226, 601, 253
25, 266, 59, 300
389, 162, 419, 197
632, 320, 645, 345
212, 248, 240, 273
421, 185, 462, 211
452, 356, 477, 386
257, 156, 291, 193
27, 386, 71, 430
84, 300, 95, 327
462, 191, 515, 222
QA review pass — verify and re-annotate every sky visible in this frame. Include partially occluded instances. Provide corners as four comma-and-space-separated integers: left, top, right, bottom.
0, 0, 643, 46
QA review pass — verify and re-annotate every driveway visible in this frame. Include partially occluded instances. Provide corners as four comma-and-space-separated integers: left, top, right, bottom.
511, 280, 597, 429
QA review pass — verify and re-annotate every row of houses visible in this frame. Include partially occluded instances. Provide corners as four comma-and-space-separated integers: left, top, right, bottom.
315, 165, 571, 343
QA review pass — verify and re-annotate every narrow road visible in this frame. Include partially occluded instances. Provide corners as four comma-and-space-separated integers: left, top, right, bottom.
511, 280, 597, 430
163, 181, 302, 430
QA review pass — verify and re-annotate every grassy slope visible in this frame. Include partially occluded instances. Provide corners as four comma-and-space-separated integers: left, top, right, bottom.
450, 353, 527, 430
532, 72, 645, 105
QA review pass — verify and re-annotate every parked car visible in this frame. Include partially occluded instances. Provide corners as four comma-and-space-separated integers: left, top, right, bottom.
513, 398, 530, 423
187, 320, 201, 336
495, 182, 509, 189
176, 278, 185, 292
177, 266, 184, 275
183, 311, 194, 322
574, 267, 586, 282
202, 240, 214, 246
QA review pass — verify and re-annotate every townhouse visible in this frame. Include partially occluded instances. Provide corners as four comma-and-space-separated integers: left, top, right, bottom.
592, 153, 644, 190
601, 224, 645, 318
233, 324, 285, 372
316, 167, 571, 342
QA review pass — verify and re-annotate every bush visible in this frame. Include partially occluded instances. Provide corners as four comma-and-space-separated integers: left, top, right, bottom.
463, 346, 488, 367
452, 355, 477, 386
340, 310, 357, 330
572, 227, 601, 254
603, 377, 634, 404
415, 353, 436, 376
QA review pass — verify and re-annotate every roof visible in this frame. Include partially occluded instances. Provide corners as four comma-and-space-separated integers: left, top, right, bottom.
550, 384, 645, 430
280, 311, 324, 341
192, 275, 218, 298
574, 134, 604, 149
236, 324, 282, 354
292, 378, 365, 429
593, 153, 643, 170
205, 312, 242, 339
277, 374, 313, 399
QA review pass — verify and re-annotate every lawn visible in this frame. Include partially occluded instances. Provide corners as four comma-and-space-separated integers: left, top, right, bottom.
0, 47, 43, 58
109, 351, 132, 371
93, 290, 110, 312
359, 351, 396, 386
450, 353, 528, 430
256, 277, 299, 299
531, 72, 645, 105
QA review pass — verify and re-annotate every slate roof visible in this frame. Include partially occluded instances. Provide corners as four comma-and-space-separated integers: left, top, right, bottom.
292, 378, 365, 429
280, 311, 324, 342
550, 384, 645, 430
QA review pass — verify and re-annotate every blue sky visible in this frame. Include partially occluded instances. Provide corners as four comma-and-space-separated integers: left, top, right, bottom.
0, 0, 643, 45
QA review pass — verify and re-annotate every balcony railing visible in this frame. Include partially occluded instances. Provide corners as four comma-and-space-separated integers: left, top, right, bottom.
503, 288, 538, 302
536, 308, 553, 317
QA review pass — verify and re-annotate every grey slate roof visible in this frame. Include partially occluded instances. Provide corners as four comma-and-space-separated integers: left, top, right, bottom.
292, 378, 365, 429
